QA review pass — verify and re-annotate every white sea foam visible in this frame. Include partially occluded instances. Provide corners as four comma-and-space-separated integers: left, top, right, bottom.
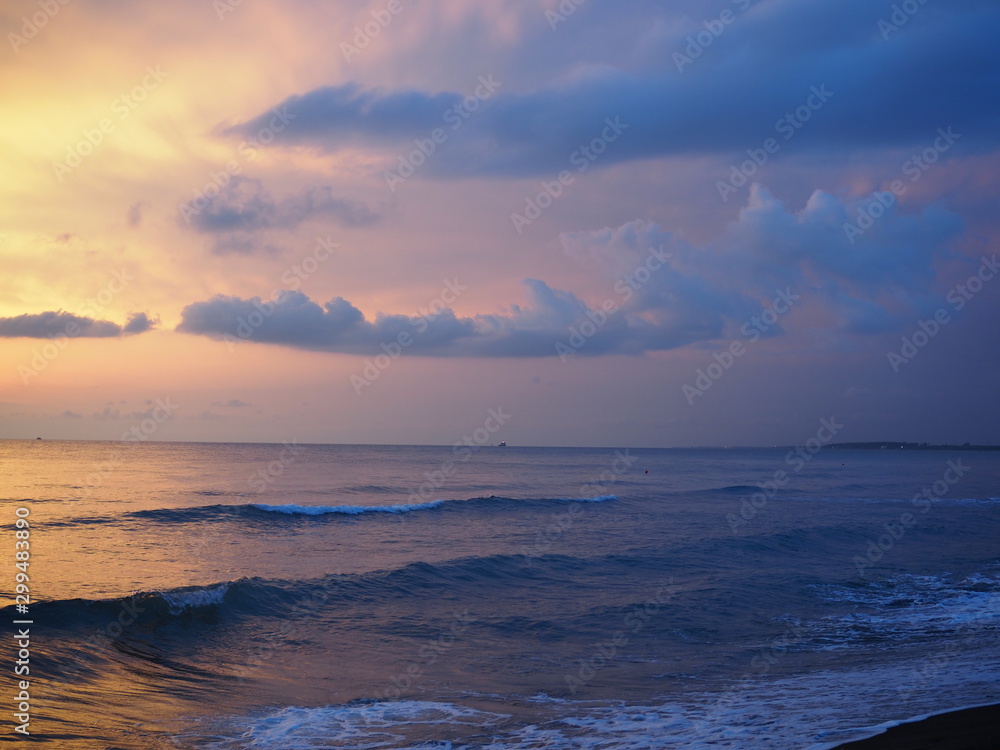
573, 494, 618, 502
251, 501, 445, 515
250, 495, 615, 517
190, 656, 1000, 749
804, 572, 1000, 649
161, 582, 230, 615
198, 701, 506, 749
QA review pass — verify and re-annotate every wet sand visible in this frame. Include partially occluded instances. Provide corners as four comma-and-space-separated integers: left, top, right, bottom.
834, 703, 1000, 749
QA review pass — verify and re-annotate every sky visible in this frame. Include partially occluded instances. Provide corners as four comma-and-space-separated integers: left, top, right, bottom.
1, 0, 998, 447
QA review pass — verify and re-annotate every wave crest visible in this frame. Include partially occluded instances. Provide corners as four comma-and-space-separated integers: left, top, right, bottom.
250, 500, 445, 516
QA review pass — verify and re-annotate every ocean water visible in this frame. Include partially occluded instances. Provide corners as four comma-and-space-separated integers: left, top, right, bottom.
2, 439, 999, 749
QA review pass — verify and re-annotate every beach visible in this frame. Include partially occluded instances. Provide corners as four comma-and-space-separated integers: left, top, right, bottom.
835, 703, 1000, 749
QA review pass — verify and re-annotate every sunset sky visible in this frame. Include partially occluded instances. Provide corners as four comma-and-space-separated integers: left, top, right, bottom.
1, 0, 998, 447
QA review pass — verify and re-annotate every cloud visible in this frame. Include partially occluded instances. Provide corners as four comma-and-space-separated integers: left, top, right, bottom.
198, 410, 229, 420
92, 405, 169, 421
59, 410, 83, 419
175, 279, 736, 357
180, 177, 381, 255
0, 311, 158, 339
182, 176, 379, 243
127, 201, 143, 227
222, 2, 1000, 177
227, 83, 460, 144
123, 312, 158, 334
178, 290, 460, 352
211, 399, 251, 408
176, 185, 963, 357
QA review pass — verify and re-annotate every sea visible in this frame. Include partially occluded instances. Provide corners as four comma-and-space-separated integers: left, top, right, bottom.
2, 439, 999, 749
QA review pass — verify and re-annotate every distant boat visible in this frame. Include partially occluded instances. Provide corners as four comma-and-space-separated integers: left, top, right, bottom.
498, 441, 507, 447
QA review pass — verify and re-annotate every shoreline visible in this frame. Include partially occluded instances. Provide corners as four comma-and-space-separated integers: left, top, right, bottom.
832, 703, 1000, 749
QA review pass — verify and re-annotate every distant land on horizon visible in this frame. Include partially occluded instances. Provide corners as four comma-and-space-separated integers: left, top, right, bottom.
10, 438, 1000, 451
827, 442, 1000, 451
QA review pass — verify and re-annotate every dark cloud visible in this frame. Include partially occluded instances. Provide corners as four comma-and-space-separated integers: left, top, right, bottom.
93, 405, 169, 421
174, 279, 754, 358
178, 290, 463, 353
123, 312, 158, 334
211, 399, 251, 408
180, 177, 381, 255
207, 235, 269, 256
127, 201, 144, 227
0, 311, 157, 339
198, 411, 229, 421
177, 284, 612, 357
177, 186, 964, 357
183, 177, 380, 235
227, 83, 461, 143
224, 2, 1000, 177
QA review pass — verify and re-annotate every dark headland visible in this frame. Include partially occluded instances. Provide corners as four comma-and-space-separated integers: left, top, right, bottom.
833, 703, 1000, 749
827, 442, 1000, 451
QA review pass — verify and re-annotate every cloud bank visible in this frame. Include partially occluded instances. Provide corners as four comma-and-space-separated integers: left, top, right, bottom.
184, 177, 380, 234
0, 311, 157, 339
224, 1, 1000, 177
180, 177, 381, 255
177, 186, 963, 356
